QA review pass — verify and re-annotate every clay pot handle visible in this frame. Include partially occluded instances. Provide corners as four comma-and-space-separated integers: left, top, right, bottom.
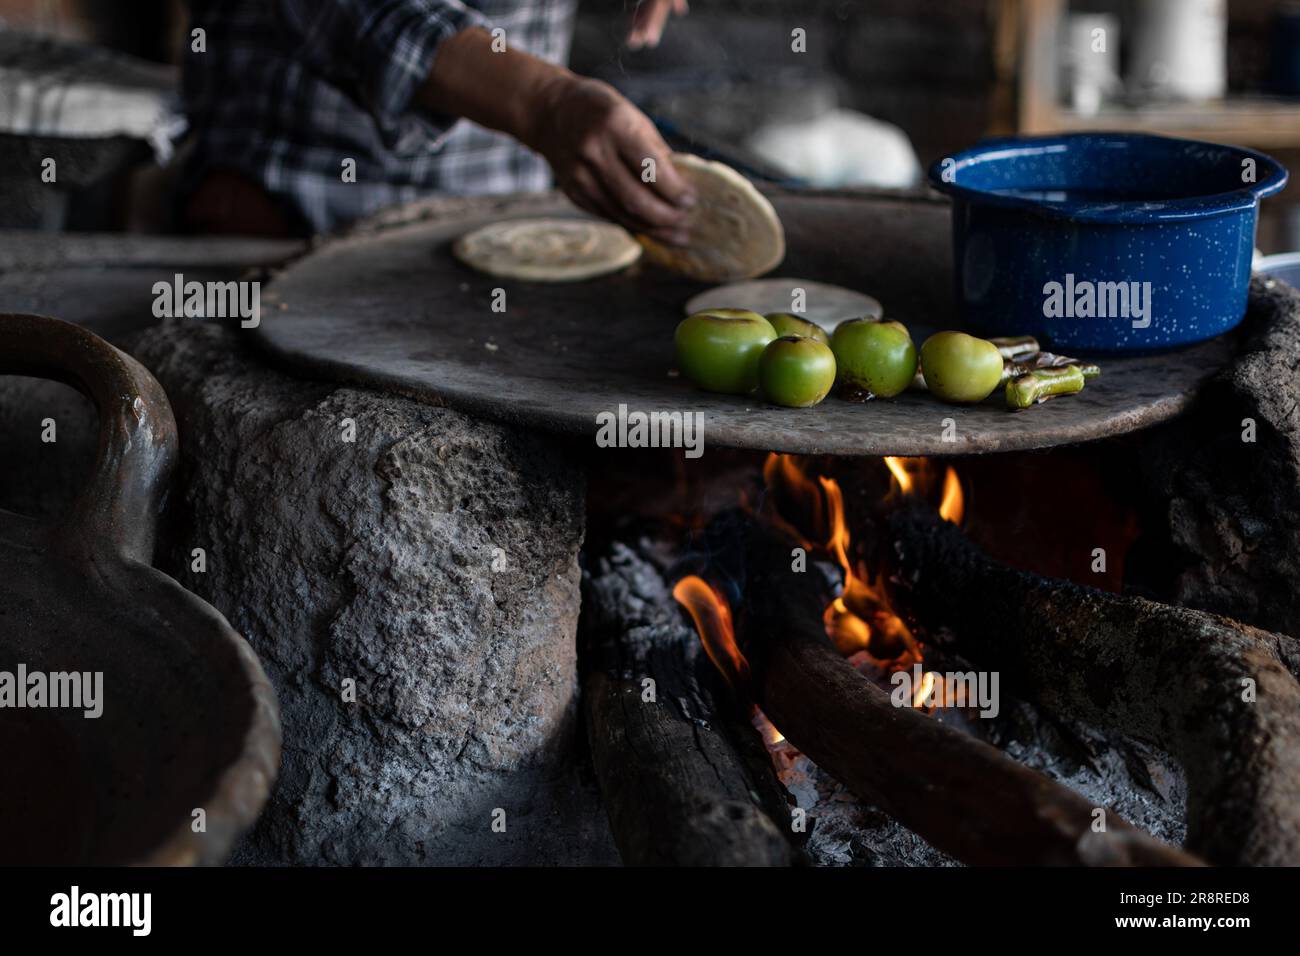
0, 314, 177, 564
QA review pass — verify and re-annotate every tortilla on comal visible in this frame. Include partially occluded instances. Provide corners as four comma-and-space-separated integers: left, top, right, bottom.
452, 217, 642, 282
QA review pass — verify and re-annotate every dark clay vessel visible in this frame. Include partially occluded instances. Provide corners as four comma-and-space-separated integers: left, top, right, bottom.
0, 313, 280, 865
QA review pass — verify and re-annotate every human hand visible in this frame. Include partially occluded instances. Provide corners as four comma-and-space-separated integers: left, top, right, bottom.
626, 0, 689, 50
526, 76, 696, 244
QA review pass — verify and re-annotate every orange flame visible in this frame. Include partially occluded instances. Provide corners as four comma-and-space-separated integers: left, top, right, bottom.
764, 454, 928, 676
763, 452, 828, 544
939, 466, 964, 525
675, 454, 964, 716
672, 575, 750, 691
886, 457, 965, 526
883, 456, 917, 494
913, 668, 937, 708
818, 475, 853, 577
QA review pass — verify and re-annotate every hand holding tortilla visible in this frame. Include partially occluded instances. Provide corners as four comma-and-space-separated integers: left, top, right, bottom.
637, 154, 786, 282
450, 154, 781, 284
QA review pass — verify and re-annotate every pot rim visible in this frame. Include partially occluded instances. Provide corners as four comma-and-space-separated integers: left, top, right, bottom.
928, 131, 1288, 224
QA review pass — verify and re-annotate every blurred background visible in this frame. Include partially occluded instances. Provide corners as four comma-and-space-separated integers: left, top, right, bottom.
2, 0, 1299, 251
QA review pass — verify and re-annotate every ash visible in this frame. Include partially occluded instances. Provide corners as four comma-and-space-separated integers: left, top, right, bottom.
775, 748, 958, 867
588, 532, 1188, 867
775, 690, 1186, 867
993, 702, 1188, 848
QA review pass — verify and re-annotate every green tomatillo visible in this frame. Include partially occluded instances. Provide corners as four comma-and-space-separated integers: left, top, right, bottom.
674, 308, 777, 394
758, 336, 837, 407
919, 331, 1005, 403
765, 312, 830, 344
829, 318, 917, 399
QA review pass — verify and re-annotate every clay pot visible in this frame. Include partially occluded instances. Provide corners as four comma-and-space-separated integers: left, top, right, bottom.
0, 313, 280, 864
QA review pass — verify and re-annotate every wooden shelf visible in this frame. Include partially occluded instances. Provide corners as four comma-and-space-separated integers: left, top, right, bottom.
1038, 97, 1300, 149
1011, 0, 1300, 151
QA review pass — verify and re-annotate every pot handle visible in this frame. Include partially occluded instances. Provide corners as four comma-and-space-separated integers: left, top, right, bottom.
1247, 149, 1290, 201
0, 314, 176, 565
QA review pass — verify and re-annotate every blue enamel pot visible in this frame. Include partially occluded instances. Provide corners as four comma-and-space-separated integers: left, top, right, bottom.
927, 133, 1288, 351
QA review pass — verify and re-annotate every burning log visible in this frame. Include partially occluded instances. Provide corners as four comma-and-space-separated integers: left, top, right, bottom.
731, 519, 1200, 867
883, 505, 1300, 866
580, 541, 800, 866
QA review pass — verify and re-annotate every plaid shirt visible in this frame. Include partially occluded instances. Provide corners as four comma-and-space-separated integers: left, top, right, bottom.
184, 0, 577, 233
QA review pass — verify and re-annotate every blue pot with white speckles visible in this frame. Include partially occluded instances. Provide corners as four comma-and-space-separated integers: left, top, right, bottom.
927, 133, 1288, 351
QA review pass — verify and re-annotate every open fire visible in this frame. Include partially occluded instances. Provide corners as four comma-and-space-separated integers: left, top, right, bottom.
625, 451, 1207, 867
583, 439, 1300, 867
674, 454, 964, 716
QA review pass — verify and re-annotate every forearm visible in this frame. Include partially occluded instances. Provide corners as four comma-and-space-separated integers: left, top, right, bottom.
416, 27, 570, 149
417, 24, 694, 243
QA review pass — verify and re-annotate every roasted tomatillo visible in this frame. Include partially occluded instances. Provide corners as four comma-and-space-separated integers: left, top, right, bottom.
758, 336, 837, 407
765, 312, 830, 344
920, 331, 1005, 403
674, 309, 777, 394
830, 318, 917, 398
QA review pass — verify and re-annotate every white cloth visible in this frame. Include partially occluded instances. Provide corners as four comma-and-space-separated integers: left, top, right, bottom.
746, 108, 922, 190
0, 30, 179, 152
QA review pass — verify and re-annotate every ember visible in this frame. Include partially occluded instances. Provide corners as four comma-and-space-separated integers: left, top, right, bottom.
763, 454, 961, 690
653, 451, 1228, 867
674, 454, 969, 736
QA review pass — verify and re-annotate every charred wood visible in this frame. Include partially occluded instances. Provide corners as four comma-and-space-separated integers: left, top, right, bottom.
580, 540, 801, 866
735, 521, 1200, 867
885, 505, 1300, 866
